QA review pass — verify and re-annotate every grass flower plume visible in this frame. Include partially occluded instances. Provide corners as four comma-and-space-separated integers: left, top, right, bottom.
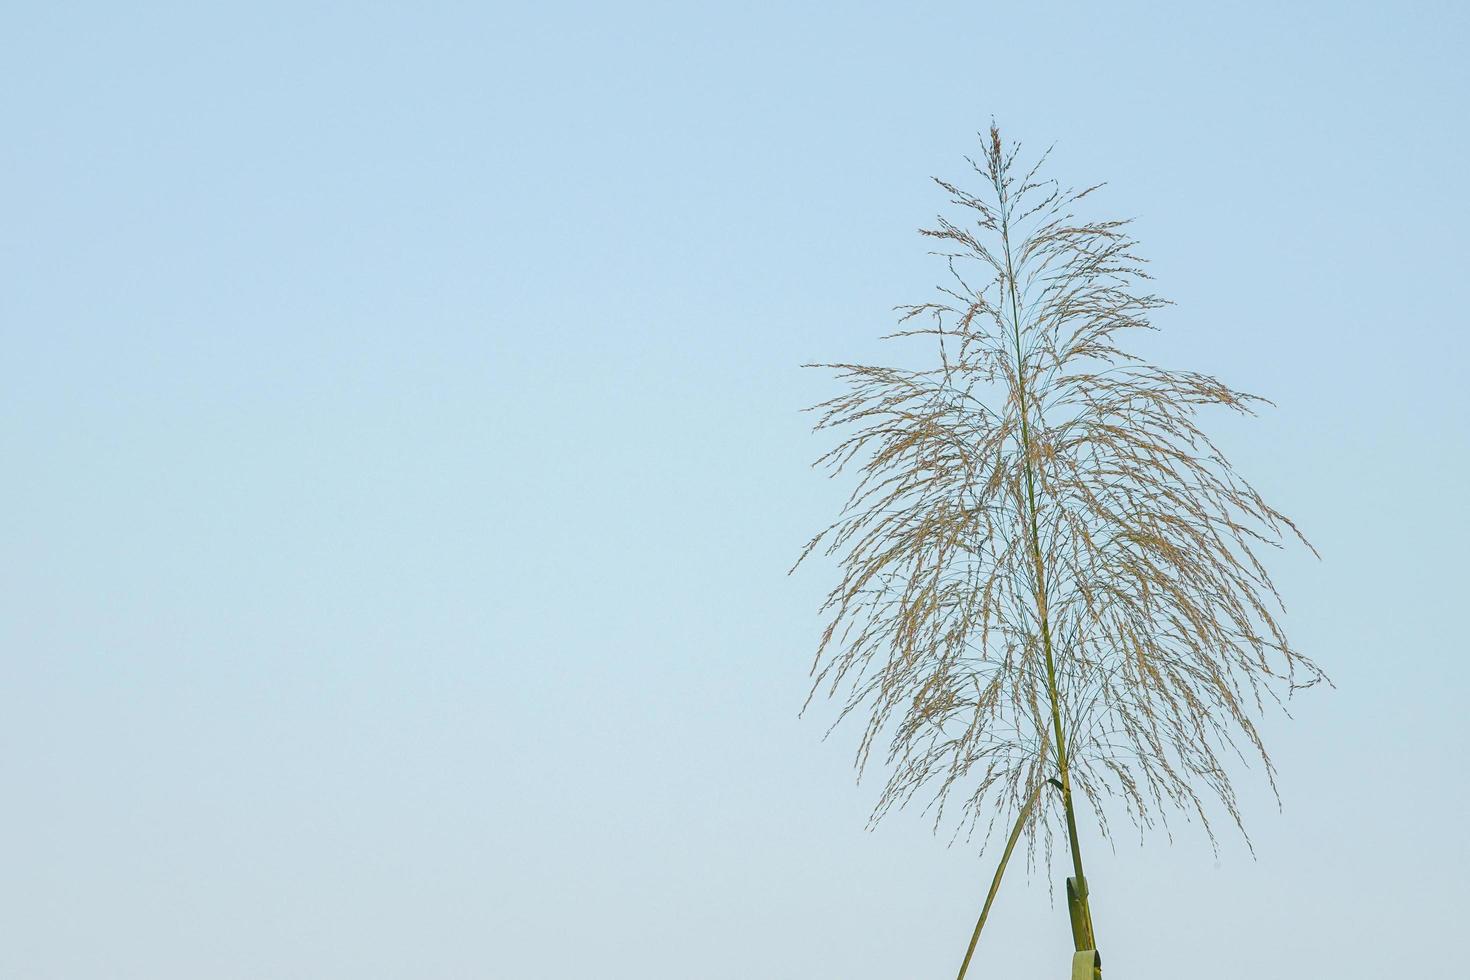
794, 124, 1326, 974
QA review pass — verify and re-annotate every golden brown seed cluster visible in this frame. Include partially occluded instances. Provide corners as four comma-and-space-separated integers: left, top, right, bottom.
795, 125, 1326, 861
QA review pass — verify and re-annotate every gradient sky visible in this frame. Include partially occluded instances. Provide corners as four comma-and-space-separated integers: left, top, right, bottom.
2, 2, 1467, 978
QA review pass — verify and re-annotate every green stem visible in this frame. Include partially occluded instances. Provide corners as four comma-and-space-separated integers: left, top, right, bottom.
954, 757, 1050, 980
994, 160, 1096, 951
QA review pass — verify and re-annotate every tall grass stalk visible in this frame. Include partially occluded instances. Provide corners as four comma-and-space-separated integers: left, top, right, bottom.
794, 124, 1325, 974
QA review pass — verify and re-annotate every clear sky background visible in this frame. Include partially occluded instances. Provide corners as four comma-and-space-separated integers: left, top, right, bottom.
2, 2, 1466, 978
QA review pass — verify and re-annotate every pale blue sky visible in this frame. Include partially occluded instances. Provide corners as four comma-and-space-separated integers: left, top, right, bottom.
2, 2, 1466, 978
